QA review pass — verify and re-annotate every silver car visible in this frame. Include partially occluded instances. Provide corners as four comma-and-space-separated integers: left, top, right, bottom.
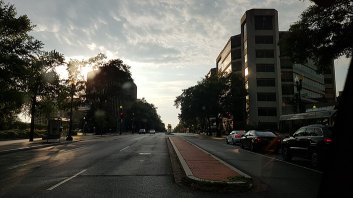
226, 130, 245, 145
149, 129, 156, 134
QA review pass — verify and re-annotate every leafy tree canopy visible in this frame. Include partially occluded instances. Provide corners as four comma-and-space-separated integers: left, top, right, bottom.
0, 0, 42, 129
281, 0, 352, 71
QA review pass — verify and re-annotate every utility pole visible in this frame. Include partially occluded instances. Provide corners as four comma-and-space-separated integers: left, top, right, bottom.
66, 83, 74, 141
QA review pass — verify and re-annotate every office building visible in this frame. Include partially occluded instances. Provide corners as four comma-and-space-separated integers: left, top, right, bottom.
216, 9, 336, 130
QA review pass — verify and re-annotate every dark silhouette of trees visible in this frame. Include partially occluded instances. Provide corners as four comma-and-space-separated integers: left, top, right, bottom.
85, 58, 136, 133
125, 98, 165, 132
175, 73, 230, 136
280, 0, 352, 71
0, 0, 42, 129
0, 1, 65, 141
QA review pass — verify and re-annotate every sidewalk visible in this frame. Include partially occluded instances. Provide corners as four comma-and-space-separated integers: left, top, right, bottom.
0, 133, 98, 155
169, 136, 252, 191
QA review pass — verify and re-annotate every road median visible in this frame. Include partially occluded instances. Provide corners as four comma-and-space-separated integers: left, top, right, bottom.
168, 136, 252, 192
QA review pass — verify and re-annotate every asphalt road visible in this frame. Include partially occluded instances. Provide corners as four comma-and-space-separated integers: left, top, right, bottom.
0, 133, 238, 198
183, 134, 323, 198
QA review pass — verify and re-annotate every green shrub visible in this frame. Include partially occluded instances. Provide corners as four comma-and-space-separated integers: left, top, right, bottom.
0, 129, 48, 140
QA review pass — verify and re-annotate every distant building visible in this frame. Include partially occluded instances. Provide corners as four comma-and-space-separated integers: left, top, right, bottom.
216, 9, 336, 130
279, 31, 336, 114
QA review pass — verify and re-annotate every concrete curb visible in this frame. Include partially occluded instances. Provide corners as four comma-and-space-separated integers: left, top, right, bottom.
0, 140, 78, 155
168, 137, 253, 192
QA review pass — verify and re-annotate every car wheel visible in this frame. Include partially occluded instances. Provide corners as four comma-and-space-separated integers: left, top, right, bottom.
311, 151, 319, 168
241, 142, 245, 149
282, 146, 292, 161
226, 139, 229, 144
250, 143, 255, 152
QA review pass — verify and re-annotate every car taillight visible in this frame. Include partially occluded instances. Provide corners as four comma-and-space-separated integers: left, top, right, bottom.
324, 138, 332, 143
254, 137, 261, 143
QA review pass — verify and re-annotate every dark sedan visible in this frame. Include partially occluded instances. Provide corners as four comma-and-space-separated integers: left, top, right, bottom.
281, 124, 333, 168
240, 130, 281, 152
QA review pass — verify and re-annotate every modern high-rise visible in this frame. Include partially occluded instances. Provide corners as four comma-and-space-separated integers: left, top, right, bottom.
216, 9, 336, 130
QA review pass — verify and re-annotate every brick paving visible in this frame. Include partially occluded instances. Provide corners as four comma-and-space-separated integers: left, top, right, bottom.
169, 136, 240, 182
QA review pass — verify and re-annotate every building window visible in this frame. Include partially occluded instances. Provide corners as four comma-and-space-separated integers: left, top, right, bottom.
282, 84, 294, 95
232, 49, 241, 59
280, 58, 292, 69
257, 92, 276, 101
326, 88, 334, 93
245, 81, 249, 90
281, 71, 293, 82
245, 54, 248, 63
255, 15, 273, 30
256, 49, 274, 58
258, 122, 277, 130
324, 78, 333, 84
233, 61, 242, 72
245, 67, 249, 77
243, 22, 247, 40
257, 78, 275, 87
258, 107, 277, 116
324, 69, 332, 74
255, 36, 273, 44
246, 95, 250, 112
256, 64, 274, 72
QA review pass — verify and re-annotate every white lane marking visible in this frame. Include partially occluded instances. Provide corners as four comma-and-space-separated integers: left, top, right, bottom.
139, 152, 151, 155
120, 146, 130, 151
47, 169, 87, 191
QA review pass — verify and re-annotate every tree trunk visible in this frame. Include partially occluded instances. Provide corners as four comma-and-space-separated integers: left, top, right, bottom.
29, 96, 36, 142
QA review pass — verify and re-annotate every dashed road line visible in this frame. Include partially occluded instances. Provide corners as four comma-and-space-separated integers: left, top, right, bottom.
47, 169, 87, 191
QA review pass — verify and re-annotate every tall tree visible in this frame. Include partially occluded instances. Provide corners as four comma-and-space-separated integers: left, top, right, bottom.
86, 58, 136, 132
0, 0, 42, 129
281, 0, 352, 71
24, 51, 64, 141
175, 73, 229, 136
65, 53, 106, 139
125, 98, 165, 132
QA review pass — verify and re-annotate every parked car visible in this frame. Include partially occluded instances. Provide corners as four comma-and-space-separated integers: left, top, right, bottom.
149, 129, 156, 134
226, 130, 245, 145
240, 130, 281, 152
138, 129, 146, 134
281, 124, 333, 168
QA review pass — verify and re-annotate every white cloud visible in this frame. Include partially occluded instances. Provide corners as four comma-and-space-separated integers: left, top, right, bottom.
87, 43, 97, 51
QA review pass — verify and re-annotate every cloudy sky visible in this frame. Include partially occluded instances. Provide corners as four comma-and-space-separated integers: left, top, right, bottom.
7, 0, 350, 128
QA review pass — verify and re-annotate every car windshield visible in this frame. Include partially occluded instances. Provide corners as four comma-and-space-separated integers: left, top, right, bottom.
255, 131, 277, 137
0, 0, 351, 197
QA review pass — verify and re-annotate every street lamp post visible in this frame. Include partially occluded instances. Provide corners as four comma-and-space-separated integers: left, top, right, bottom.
66, 83, 74, 141
132, 113, 135, 134
119, 105, 123, 135
295, 75, 303, 113
83, 116, 86, 135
